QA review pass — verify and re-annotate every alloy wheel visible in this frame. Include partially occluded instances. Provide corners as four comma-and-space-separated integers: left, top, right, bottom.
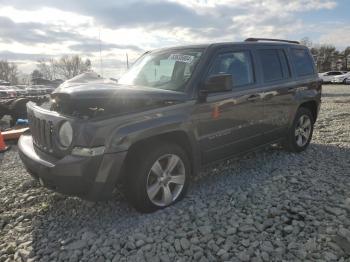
295, 114, 312, 147
146, 154, 186, 207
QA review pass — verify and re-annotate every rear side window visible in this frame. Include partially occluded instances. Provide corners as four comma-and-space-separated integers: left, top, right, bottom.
208, 51, 254, 87
258, 49, 289, 82
291, 48, 315, 76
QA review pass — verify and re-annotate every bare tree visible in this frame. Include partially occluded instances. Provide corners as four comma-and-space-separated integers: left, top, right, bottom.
342, 47, 350, 70
37, 55, 92, 80
311, 44, 337, 72
0, 60, 19, 84
55, 55, 92, 79
37, 58, 59, 80
30, 69, 43, 80
300, 37, 313, 48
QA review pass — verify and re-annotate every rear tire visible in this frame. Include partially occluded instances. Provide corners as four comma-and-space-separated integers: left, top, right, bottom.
125, 142, 190, 213
283, 107, 314, 153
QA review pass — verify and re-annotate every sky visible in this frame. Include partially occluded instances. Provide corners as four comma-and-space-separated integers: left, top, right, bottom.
0, 0, 349, 78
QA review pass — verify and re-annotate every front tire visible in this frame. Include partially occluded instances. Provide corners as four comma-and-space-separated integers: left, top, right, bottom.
125, 142, 190, 213
283, 107, 314, 153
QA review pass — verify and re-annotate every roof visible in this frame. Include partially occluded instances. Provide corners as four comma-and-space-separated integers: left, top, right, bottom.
151, 40, 303, 53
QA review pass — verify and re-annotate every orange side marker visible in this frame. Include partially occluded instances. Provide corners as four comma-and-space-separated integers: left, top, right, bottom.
212, 105, 220, 119
0, 132, 10, 153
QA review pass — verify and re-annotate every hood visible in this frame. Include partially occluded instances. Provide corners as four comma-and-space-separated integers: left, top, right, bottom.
50, 83, 187, 119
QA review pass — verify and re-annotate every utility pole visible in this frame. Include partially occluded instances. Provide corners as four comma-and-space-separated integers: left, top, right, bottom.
126, 53, 129, 69
99, 29, 103, 77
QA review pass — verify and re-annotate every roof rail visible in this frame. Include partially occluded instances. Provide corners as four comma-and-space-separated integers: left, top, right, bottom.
244, 38, 300, 44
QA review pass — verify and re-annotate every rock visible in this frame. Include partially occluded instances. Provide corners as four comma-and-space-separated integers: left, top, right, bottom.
283, 225, 293, 234
64, 240, 87, 250
237, 251, 250, 261
17, 249, 30, 260
338, 227, 350, 241
239, 225, 257, 233
324, 206, 343, 216
133, 233, 147, 241
305, 238, 317, 252
136, 240, 145, 248
198, 226, 212, 235
260, 241, 274, 253
216, 249, 226, 257
226, 227, 237, 235
193, 251, 203, 260
180, 238, 190, 250
174, 239, 181, 252
241, 239, 250, 248
81, 231, 96, 241
323, 251, 338, 261
5, 243, 16, 254
333, 235, 350, 255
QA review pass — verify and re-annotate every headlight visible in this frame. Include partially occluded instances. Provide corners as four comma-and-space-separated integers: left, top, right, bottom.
58, 121, 73, 148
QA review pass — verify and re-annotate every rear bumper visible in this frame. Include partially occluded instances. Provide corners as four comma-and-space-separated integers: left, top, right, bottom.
18, 134, 127, 200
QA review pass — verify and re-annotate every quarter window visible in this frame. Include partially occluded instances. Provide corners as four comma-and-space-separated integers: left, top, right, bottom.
291, 49, 315, 76
208, 51, 254, 87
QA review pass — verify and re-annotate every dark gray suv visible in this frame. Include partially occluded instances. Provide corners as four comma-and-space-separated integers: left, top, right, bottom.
18, 38, 321, 212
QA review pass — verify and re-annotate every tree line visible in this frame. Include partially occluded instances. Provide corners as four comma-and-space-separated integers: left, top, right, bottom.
0, 55, 92, 85
1, 39, 350, 85
300, 37, 350, 72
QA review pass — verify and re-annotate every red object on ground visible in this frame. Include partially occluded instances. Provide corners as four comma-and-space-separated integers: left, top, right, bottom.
0, 132, 10, 152
2, 127, 29, 141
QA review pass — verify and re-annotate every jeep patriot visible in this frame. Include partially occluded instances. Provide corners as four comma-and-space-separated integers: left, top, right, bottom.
18, 38, 321, 212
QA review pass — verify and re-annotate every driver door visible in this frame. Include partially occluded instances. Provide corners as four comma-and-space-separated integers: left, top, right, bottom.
194, 49, 266, 164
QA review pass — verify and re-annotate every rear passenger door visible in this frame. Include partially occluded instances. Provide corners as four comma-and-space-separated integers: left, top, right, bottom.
255, 48, 295, 141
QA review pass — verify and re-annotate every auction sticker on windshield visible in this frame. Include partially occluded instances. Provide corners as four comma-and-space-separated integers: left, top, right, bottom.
168, 54, 194, 64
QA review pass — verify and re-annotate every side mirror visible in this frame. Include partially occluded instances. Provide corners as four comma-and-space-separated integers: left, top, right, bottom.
202, 74, 233, 94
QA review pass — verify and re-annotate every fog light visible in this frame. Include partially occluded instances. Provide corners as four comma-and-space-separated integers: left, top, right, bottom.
72, 146, 105, 157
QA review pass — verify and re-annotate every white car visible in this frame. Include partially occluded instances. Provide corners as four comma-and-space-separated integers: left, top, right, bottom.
319, 71, 348, 83
331, 72, 350, 84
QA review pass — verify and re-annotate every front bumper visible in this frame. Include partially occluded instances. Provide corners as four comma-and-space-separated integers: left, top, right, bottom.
18, 133, 127, 200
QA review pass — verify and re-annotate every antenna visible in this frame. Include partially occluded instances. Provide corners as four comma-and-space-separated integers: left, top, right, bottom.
99, 28, 103, 77
126, 52, 129, 69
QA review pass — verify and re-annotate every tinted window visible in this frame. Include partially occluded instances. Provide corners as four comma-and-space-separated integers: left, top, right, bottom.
208, 51, 254, 87
258, 49, 284, 82
291, 49, 315, 76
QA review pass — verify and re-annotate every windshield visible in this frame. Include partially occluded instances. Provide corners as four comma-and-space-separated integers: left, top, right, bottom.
118, 49, 203, 92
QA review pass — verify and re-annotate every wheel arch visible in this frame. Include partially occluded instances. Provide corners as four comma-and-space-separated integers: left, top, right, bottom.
298, 100, 319, 123
123, 130, 200, 180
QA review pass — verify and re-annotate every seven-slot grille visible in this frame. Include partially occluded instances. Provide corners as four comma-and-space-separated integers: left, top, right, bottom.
28, 113, 54, 153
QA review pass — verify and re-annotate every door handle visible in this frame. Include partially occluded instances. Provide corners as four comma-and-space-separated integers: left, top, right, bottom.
247, 94, 260, 102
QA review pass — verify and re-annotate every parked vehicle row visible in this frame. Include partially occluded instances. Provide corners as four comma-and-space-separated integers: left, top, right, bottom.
318, 71, 350, 84
0, 85, 55, 99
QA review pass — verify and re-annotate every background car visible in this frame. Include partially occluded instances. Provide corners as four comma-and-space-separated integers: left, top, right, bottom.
25, 85, 55, 96
319, 71, 348, 83
0, 86, 25, 98
331, 72, 350, 84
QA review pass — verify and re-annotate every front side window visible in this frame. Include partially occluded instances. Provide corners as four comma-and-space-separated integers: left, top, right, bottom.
208, 51, 254, 87
118, 49, 203, 92
291, 48, 315, 76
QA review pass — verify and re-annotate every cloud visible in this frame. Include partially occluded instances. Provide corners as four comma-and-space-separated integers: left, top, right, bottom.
0, 16, 143, 54
0, 50, 54, 61
0, 0, 341, 76
69, 41, 143, 52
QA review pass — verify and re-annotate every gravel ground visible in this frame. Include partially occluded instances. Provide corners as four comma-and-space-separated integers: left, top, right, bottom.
0, 84, 350, 262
